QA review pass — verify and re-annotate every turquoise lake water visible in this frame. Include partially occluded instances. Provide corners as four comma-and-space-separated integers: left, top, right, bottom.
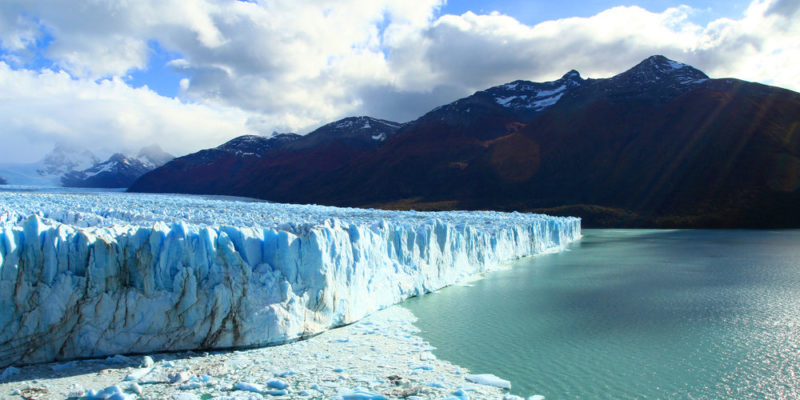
403, 229, 800, 399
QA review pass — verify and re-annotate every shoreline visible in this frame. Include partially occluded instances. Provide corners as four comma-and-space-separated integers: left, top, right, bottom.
0, 305, 530, 400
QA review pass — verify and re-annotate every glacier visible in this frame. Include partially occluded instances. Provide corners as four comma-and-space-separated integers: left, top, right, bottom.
0, 191, 580, 367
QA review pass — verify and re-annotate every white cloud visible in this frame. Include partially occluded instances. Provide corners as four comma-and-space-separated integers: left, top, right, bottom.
692, 0, 800, 90
0, 0, 797, 162
0, 62, 249, 163
390, 1, 798, 91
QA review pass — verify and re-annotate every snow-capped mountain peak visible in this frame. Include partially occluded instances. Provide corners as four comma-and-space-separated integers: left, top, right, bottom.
60, 145, 175, 188
36, 143, 99, 178
562, 69, 581, 80
327, 116, 402, 132
410, 70, 587, 129
485, 70, 585, 112
216, 133, 301, 157
642, 55, 689, 72
217, 135, 272, 156
617, 55, 709, 86
303, 116, 403, 146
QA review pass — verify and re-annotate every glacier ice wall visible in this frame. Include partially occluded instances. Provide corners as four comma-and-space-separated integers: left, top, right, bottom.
0, 192, 580, 367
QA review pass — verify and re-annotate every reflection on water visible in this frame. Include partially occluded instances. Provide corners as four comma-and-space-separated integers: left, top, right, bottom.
403, 229, 800, 399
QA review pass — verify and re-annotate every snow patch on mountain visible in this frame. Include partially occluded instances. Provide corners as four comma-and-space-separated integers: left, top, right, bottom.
495, 96, 517, 107
664, 59, 685, 70
502, 82, 519, 90
85, 159, 118, 177
0, 191, 580, 366
329, 116, 400, 131
293, 116, 403, 149
493, 83, 568, 110
486, 70, 582, 113
532, 92, 564, 108
219, 135, 275, 157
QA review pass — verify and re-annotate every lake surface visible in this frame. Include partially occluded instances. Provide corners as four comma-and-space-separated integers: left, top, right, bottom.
403, 229, 800, 399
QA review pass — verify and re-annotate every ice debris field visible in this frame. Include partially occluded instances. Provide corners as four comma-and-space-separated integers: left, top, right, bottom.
0, 191, 580, 368
0, 306, 543, 399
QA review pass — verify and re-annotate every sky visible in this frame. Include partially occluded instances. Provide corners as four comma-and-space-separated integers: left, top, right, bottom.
0, 0, 797, 163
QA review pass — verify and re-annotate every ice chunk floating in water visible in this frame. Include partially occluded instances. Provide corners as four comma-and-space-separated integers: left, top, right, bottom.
466, 373, 512, 389
0, 192, 580, 366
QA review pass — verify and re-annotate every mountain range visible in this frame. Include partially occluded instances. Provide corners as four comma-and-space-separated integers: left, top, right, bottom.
0, 144, 173, 188
61, 145, 174, 188
129, 55, 800, 228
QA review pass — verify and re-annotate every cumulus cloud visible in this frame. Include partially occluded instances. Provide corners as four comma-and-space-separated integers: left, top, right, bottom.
0, 0, 797, 162
0, 62, 249, 163
390, 1, 799, 94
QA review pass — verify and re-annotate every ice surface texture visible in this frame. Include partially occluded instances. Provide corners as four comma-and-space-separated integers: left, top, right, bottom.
0, 192, 580, 367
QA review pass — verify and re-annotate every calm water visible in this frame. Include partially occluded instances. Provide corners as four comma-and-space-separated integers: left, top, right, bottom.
403, 229, 800, 399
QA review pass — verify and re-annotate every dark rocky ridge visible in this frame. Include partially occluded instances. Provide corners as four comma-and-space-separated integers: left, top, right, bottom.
129, 117, 404, 196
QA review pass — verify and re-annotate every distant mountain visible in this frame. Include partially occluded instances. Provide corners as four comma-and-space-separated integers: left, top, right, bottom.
0, 143, 101, 186
36, 143, 100, 178
62, 145, 174, 188
130, 55, 800, 228
0, 143, 174, 188
137, 144, 174, 167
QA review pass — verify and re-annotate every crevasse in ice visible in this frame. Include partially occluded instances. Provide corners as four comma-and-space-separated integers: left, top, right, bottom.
0, 192, 580, 366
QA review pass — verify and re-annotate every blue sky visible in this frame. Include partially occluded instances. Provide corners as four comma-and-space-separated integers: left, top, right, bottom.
0, 0, 797, 162
125, 41, 187, 98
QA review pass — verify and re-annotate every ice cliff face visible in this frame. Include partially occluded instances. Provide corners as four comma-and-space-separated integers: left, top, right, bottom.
0, 192, 580, 367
